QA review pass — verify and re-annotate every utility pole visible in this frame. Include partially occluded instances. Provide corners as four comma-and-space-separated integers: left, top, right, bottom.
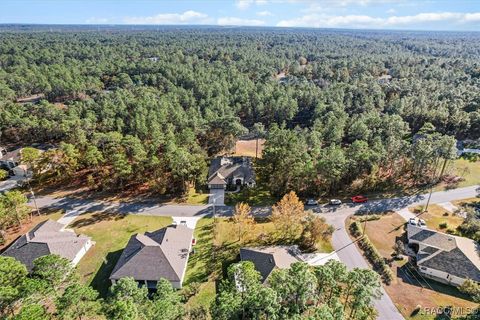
30, 188, 41, 216
423, 185, 434, 213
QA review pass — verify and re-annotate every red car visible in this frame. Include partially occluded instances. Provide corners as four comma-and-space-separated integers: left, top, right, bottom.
351, 195, 368, 203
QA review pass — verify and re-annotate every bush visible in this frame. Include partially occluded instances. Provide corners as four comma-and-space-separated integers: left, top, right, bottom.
439, 222, 448, 229
357, 215, 381, 222
358, 236, 393, 285
0, 169, 8, 181
349, 221, 363, 238
443, 212, 449, 216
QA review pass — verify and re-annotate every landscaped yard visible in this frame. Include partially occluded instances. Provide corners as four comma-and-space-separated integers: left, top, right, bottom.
412, 204, 464, 233
225, 186, 277, 206
70, 212, 172, 297
183, 187, 209, 205
357, 212, 477, 319
184, 216, 333, 313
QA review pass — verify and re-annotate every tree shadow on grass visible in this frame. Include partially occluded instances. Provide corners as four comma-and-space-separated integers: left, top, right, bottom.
89, 249, 123, 298
69, 211, 126, 228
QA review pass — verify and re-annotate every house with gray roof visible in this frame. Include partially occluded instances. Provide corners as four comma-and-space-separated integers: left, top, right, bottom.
407, 224, 480, 286
207, 156, 255, 190
240, 246, 301, 282
1, 219, 93, 271
110, 224, 194, 289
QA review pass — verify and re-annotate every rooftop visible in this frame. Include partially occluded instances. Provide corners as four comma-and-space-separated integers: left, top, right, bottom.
110, 224, 193, 283
407, 224, 480, 282
1, 220, 91, 271
240, 246, 300, 281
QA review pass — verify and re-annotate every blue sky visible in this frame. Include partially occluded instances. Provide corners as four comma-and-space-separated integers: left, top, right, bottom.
1, 0, 479, 31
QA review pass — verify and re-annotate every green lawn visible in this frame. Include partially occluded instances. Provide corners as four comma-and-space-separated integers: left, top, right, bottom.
185, 187, 209, 205
412, 204, 464, 233
71, 212, 172, 297
435, 158, 480, 191
225, 186, 277, 206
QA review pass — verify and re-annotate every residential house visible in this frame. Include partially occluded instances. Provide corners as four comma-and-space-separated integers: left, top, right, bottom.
0, 147, 22, 172
407, 224, 480, 286
110, 224, 194, 289
207, 156, 255, 190
1, 220, 93, 271
240, 246, 339, 282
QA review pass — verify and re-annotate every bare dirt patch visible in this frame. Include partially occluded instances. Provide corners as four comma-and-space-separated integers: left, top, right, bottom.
233, 139, 265, 158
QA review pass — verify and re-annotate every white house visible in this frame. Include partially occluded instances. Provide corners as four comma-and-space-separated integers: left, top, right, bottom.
407, 224, 480, 286
1, 220, 93, 271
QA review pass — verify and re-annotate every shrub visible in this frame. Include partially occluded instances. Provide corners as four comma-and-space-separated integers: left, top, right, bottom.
357, 215, 381, 222
443, 212, 449, 216
349, 221, 363, 238
0, 169, 8, 181
439, 222, 448, 229
357, 235, 393, 285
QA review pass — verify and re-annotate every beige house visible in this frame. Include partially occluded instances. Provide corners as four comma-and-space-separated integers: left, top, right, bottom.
407, 224, 480, 286
1, 220, 93, 271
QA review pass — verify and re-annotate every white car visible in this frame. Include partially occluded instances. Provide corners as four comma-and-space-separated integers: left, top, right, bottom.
305, 199, 319, 206
329, 199, 342, 205
418, 219, 427, 227
408, 218, 417, 226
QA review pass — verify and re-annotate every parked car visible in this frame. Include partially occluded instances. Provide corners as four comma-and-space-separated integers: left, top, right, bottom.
329, 199, 342, 205
351, 195, 368, 203
305, 199, 318, 206
408, 217, 417, 226
418, 219, 427, 227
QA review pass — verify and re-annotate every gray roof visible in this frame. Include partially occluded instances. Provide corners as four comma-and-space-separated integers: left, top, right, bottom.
407, 225, 480, 282
208, 173, 226, 185
240, 246, 299, 281
208, 156, 254, 184
0, 148, 22, 162
1, 220, 91, 271
110, 224, 193, 283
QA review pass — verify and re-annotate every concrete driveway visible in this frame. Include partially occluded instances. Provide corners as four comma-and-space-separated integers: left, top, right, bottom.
208, 188, 225, 205
0, 176, 26, 193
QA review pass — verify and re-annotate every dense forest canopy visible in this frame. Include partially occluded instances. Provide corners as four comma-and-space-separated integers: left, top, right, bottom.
0, 26, 479, 195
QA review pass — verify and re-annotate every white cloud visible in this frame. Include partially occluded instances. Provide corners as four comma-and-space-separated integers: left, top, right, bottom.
257, 10, 274, 16
235, 0, 269, 10
277, 12, 480, 28
217, 17, 266, 26
387, 8, 396, 14
124, 10, 210, 24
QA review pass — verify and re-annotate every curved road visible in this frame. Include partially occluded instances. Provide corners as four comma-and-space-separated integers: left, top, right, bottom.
30, 185, 479, 320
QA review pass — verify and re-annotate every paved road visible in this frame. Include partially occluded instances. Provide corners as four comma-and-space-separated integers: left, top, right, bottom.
30, 185, 479, 320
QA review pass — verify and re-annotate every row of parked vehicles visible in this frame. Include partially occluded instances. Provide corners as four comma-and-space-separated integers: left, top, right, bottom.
305, 195, 369, 206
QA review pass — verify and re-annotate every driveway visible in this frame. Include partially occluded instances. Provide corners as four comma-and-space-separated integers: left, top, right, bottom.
0, 176, 27, 193
208, 188, 225, 205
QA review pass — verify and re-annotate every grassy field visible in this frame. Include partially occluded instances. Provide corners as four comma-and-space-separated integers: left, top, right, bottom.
184, 217, 333, 313
435, 158, 480, 191
184, 187, 209, 205
412, 204, 464, 233
233, 139, 265, 158
225, 186, 277, 206
71, 212, 172, 297
359, 213, 476, 319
